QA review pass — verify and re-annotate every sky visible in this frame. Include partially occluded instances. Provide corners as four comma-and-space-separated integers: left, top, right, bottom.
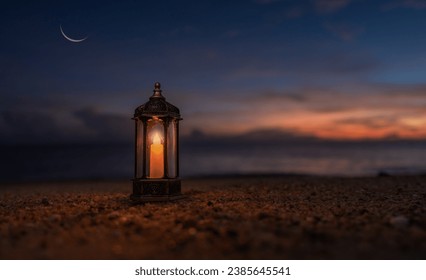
1, 0, 426, 144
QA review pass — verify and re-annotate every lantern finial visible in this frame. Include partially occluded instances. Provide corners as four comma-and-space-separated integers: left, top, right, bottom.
151, 82, 164, 99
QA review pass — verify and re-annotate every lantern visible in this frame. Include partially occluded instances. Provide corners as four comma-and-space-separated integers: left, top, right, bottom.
131, 82, 182, 202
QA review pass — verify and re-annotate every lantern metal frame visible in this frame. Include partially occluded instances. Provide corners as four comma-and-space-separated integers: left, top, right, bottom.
131, 82, 183, 202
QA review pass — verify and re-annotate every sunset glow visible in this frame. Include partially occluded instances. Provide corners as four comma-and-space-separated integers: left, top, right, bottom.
181, 86, 426, 140
0, 0, 426, 144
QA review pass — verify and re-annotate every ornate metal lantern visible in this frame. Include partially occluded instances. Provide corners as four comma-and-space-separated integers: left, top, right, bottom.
131, 82, 182, 202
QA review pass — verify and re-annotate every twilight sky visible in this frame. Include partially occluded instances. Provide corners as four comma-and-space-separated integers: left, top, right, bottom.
1, 0, 426, 144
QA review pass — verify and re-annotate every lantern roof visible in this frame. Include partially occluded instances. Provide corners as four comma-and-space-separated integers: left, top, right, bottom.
134, 82, 181, 119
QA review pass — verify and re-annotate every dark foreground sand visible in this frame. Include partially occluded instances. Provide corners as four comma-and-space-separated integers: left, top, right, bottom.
0, 175, 425, 259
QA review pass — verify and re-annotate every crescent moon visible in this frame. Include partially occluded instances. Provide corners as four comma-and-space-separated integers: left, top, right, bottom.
60, 25, 88, 43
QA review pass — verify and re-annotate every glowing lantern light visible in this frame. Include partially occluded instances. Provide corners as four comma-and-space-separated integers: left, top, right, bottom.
131, 82, 182, 202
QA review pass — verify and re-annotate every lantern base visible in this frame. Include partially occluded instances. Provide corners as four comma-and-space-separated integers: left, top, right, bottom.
131, 178, 183, 202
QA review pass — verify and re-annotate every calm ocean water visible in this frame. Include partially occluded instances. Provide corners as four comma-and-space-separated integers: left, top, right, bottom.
0, 141, 425, 182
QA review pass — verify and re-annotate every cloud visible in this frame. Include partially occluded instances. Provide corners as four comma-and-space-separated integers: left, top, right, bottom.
255, 90, 308, 102
227, 67, 287, 79
284, 6, 305, 18
324, 22, 364, 41
163, 25, 200, 38
326, 52, 377, 73
180, 82, 426, 140
255, 0, 352, 13
258, 0, 352, 23
73, 107, 132, 142
402, 0, 426, 8
313, 0, 352, 13
0, 111, 65, 143
182, 127, 316, 146
226, 48, 380, 82
253, 0, 283, 4
336, 115, 400, 129
383, 0, 426, 10
0, 107, 133, 144
224, 29, 240, 38
1, 82, 425, 144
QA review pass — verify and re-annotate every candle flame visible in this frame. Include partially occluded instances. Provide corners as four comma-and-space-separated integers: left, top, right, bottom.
153, 133, 161, 144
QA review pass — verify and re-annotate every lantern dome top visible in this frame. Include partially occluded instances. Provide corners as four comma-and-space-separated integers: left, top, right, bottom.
134, 82, 181, 119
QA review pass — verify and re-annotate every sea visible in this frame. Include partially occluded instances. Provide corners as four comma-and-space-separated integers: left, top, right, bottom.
0, 141, 425, 183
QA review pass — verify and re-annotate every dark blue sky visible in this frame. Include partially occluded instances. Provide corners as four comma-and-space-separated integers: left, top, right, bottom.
1, 0, 426, 143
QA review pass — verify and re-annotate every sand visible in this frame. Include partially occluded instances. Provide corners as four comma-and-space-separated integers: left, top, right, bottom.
0, 175, 425, 259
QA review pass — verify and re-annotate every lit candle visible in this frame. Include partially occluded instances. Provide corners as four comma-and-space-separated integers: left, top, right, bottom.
149, 133, 164, 178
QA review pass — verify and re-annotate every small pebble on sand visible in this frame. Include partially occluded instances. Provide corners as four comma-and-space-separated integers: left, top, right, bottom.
389, 215, 409, 228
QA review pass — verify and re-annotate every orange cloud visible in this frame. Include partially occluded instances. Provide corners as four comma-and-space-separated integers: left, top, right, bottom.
181, 84, 426, 140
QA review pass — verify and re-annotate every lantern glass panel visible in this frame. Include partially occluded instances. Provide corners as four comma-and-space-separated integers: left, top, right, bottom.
167, 120, 177, 178
146, 118, 164, 178
136, 119, 144, 178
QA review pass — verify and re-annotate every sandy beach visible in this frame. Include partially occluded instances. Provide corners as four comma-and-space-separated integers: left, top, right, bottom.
0, 175, 425, 259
